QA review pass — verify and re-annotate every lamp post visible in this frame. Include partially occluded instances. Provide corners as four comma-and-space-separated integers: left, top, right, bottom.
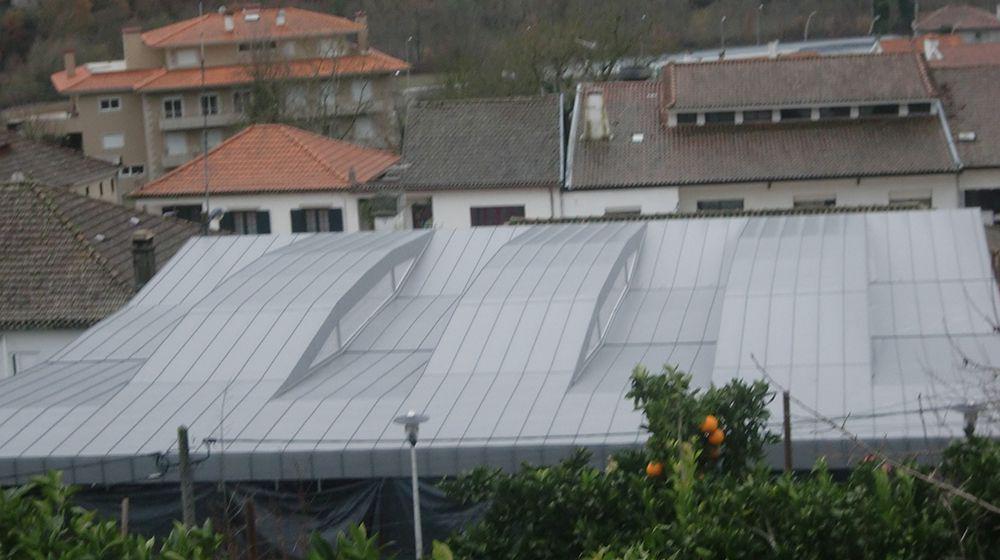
720, 15, 727, 53
804, 10, 818, 42
394, 410, 429, 559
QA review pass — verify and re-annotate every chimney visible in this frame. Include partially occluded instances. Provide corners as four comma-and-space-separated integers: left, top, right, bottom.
583, 90, 610, 141
355, 11, 369, 52
767, 40, 779, 59
132, 229, 156, 290
924, 38, 943, 61
276, 8, 286, 26
63, 49, 76, 78
224, 13, 234, 32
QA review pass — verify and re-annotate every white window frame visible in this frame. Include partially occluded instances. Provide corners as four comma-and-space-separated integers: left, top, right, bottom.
165, 132, 188, 156
173, 48, 200, 68
351, 79, 372, 103
98, 97, 121, 113
200, 93, 221, 116
163, 96, 183, 119
102, 133, 125, 150
119, 165, 145, 178
353, 116, 377, 141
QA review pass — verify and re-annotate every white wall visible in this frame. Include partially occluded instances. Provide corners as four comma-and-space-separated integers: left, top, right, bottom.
958, 168, 1000, 192
137, 192, 363, 233
675, 174, 960, 212
560, 187, 680, 217
0, 329, 83, 379
425, 188, 555, 228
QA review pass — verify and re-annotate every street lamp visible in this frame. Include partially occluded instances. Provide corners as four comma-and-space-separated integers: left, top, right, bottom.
804, 11, 818, 42
394, 410, 429, 559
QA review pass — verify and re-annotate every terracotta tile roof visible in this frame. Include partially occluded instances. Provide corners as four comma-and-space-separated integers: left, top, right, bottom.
879, 34, 964, 53
141, 7, 362, 48
132, 124, 399, 198
0, 132, 117, 188
569, 81, 958, 190
934, 65, 1000, 168
664, 53, 935, 111
373, 95, 562, 191
0, 182, 201, 329
914, 4, 1000, 32
50, 66, 164, 94
134, 51, 406, 92
879, 36, 1000, 67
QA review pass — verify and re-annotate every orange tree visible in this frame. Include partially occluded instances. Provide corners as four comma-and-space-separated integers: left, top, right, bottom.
441, 366, 1000, 559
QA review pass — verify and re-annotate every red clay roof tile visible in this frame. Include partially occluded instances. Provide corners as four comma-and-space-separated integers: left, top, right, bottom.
141, 7, 362, 48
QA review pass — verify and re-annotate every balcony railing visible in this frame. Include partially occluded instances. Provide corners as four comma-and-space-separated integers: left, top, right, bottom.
159, 112, 244, 131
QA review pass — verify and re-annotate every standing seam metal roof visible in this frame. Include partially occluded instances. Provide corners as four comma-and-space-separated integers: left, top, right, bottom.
0, 209, 996, 484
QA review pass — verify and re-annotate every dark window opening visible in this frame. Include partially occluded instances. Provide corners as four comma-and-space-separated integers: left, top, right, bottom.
908, 103, 932, 115
793, 198, 836, 209
780, 108, 812, 121
411, 202, 433, 229
704, 111, 736, 124
162, 205, 202, 223
965, 189, 1000, 216
470, 206, 525, 226
290, 208, 344, 233
742, 110, 772, 123
697, 199, 744, 211
860, 104, 900, 117
220, 210, 271, 234
819, 106, 851, 119
676, 113, 697, 124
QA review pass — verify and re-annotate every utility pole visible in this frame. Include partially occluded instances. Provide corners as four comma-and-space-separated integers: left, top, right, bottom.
178, 425, 196, 528
244, 498, 259, 560
120, 497, 130, 537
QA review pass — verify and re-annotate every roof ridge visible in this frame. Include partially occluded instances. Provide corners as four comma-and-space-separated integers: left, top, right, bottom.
675, 51, 914, 69
132, 124, 259, 197
25, 182, 134, 295
275, 125, 349, 183
142, 14, 211, 46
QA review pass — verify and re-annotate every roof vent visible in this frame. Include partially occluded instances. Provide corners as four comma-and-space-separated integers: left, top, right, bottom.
276, 8, 286, 26
631, 133, 644, 143
923, 38, 943, 61
94, 233, 106, 242
958, 131, 977, 142
244, 10, 260, 22
10, 171, 26, 182
224, 14, 234, 32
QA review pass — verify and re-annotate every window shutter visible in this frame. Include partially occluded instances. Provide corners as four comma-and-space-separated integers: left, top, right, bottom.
328, 208, 344, 232
290, 209, 306, 233
219, 212, 234, 232
255, 211, 271, 234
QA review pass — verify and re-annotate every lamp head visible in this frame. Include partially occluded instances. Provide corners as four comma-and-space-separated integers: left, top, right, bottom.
394, 410, 429, 446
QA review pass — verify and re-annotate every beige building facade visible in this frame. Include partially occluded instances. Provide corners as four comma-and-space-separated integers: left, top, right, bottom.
51, 6, 407, 197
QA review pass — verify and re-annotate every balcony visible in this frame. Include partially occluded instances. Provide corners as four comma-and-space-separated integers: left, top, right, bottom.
159, 112, 244, 131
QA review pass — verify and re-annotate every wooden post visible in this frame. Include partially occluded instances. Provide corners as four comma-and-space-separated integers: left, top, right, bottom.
177, 425, 196, 528
244, 498, 259, 560
782, 390, 793, 474
120, 497, 130, 537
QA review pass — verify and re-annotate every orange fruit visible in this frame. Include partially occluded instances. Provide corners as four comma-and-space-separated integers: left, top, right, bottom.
707, 428, 725, 445
646, 461, 664, 478
700, 414, 719, 434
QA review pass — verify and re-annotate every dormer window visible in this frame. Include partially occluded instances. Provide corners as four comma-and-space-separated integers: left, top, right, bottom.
908, 103, 932, 115
742, 110, 771, 123
819, 106, 851, 119
860, 104, 900, 117
676, 113, 697, 125
705, 111, 735, 124
780, 108, 811, 121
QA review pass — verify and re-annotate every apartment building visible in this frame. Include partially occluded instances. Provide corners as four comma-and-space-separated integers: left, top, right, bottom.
50, 6, 407, 195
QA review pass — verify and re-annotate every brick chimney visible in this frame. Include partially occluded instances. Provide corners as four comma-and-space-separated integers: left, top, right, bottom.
355, 11, 369, 52
63, 49, 76, 78
132, 229, 156, 290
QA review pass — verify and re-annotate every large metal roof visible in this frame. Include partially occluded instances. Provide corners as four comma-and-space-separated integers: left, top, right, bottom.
0, 209, 997, 485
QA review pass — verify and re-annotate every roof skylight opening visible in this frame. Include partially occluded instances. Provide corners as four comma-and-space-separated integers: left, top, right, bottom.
631, 133, 644, 143
244, 10, 261, 22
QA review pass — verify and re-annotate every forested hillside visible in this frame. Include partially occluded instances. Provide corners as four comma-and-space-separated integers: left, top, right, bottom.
0, 0, 989, 107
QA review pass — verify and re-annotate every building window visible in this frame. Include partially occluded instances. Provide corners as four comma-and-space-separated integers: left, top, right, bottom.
162, 205, 202, 222
203, 129, 224, 151
238, 41, 277, 52
676, 112, 697, 124
233, 90, 251, 113
285, 86, 308, 114
779, 108, 811, 121
351, 79, 373, 103
890, 196, 932, 209
317, 38, 344, 57
200, 93, 220, 116
697, 199, 744, 211
908, 102, 932, 115
119, 165, 145, 177
102, 133, 124, 150
604, 206, 641, 217
704, 111, 736, 124
793, 197, 836, 208
860, 104, 900, 117
470, 206, 525, 226
163, 97, 183, 119
319, 83, 336, 112
290, 208, 344, 232
165, 132, 187, 156
98, 97, 121, 112
819, 106, 851, 119
742, 110, 771, 123
220, 210, 271, 234
173, 48, 200, 68
354, 116, 377, 141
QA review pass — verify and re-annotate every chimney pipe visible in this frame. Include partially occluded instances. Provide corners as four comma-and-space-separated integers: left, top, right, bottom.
224, 14, 234, 32
355, 11, 369, 52
276, 8, 286, 26
132, 229, 156, 290
924, 38, 943, 61
64, 49, 76, 78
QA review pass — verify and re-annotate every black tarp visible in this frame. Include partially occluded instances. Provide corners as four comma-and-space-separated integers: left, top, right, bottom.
75, 478, 484, 558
